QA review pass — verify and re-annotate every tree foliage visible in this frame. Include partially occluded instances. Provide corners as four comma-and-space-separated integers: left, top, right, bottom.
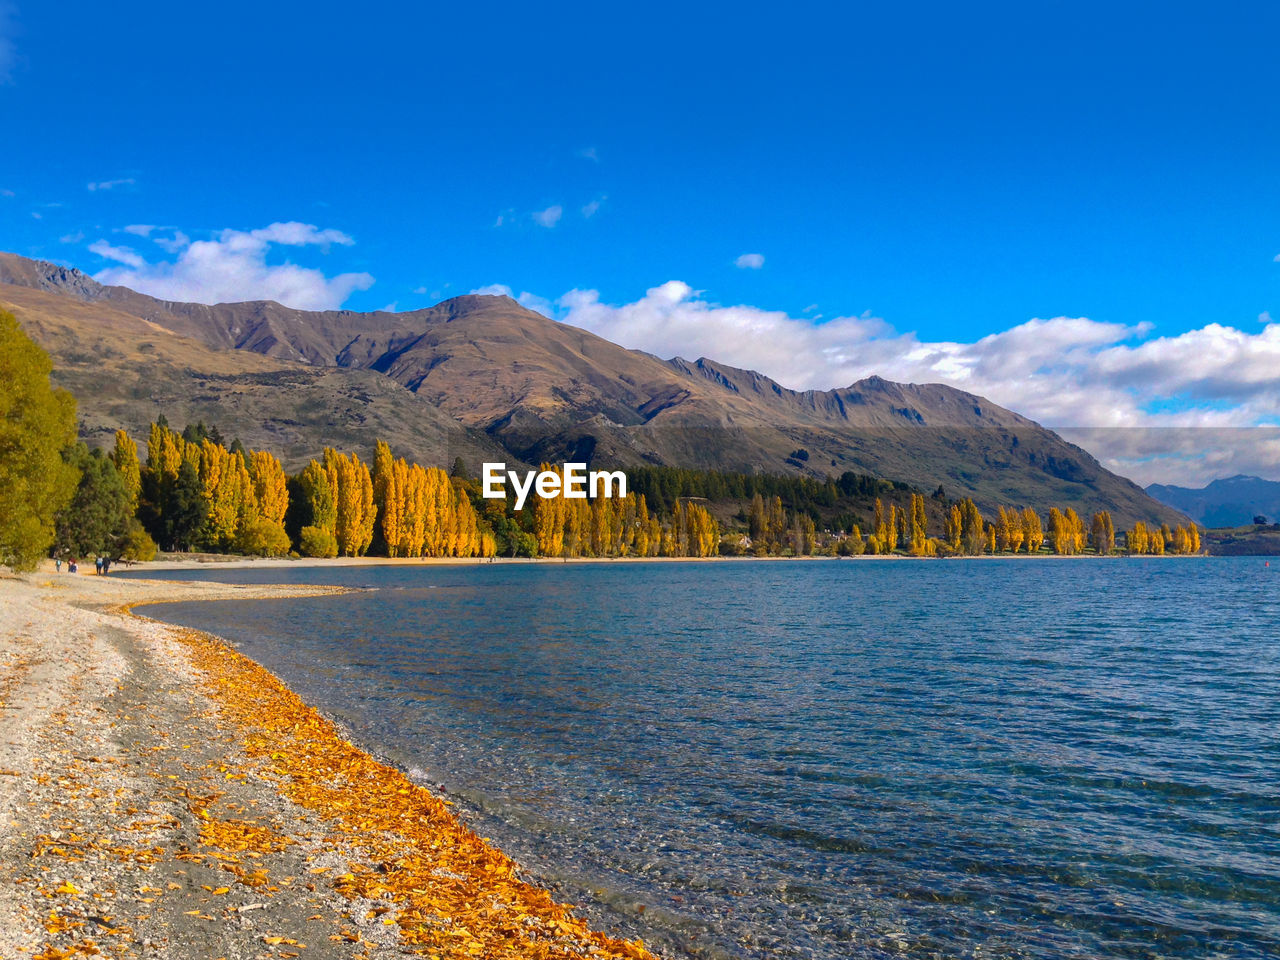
0, 311, 79, 570
111, 429, 142, 512
53, 445, 133, 559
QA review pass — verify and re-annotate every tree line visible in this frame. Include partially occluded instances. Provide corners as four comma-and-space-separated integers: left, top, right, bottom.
0, 310, 1205, 569
820, 498, 1200, 557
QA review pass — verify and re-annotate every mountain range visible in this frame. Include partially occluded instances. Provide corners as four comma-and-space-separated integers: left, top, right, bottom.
1147, 475, 1280, 528
0, 251, 1186, 528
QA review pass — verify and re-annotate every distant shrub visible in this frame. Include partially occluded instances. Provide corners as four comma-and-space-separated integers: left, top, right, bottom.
120, 521, 158, 562
299, 525, 338, 558
236, 518, 292, 557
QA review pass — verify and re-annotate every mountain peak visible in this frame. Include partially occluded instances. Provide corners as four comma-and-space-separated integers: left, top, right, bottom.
0, 252, 104, 301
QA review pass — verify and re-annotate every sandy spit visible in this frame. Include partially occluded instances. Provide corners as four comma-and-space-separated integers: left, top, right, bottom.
0, 567, 658, 960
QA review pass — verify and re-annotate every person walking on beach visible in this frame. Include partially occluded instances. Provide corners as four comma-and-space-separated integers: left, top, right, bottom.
95, 556, 103, 576
102, 557, 111, 576
55, 557, 62, 573
68, 559, 77, 573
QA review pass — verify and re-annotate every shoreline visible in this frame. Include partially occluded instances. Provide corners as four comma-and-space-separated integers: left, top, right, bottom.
0, 570, 658, 959
123, 551, 1216, 573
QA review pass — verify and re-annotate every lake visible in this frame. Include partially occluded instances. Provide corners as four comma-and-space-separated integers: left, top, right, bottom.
130, 557, 1280, 959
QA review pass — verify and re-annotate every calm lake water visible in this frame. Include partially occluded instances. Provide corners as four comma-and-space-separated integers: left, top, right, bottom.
130, 558, 1280, 959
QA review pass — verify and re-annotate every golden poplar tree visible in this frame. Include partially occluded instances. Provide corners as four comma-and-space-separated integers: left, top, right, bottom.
199, 440, 241, 549
147, 420, 184, 485
250, 450, 288, 527
945, 504, 963, 552
908, 493, 932, 556
766, 496, 786, 553
1022, 507, 1044, 553
323, 448, 376, 556
111, 430, 142, 512
1089, 511, 1115, 555
886, 503, 900, 553
963, 499, 985, 554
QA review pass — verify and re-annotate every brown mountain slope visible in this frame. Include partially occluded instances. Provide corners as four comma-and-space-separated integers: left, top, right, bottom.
0, 252, 1187, 527
0, 282, 508, 471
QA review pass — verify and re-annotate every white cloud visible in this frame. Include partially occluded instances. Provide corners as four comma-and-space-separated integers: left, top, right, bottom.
577, 147, 600, 162
91, 221, 374, 310
1260, 311, 1272, 325
413, 285, 428, 295
517, 292, 555, 317
89, 240, 146, 268
581, 196, 606, 218
122, 224, 156, 236
153, 230, 189, 254
471, 283, 514, 297
470, 283, 553, 316
735, 253, 765, 269
59, 231, 84, 244
552, 281, 1280, 484
87, 178, 136, 192
0, 188, 14, 197
532, 205, 563, 228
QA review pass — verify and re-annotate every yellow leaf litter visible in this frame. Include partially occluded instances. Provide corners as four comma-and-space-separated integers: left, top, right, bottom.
160, 618, 658, 960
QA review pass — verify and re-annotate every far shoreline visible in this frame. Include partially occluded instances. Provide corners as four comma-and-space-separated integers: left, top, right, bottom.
99, 550, 1225, 574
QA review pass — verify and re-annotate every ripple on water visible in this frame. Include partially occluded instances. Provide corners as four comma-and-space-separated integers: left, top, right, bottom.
132, 557, 1280, 960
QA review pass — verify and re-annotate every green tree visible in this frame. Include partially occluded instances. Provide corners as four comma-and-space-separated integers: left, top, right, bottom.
0, 310, 80, 570
163, 459, 208, 552
290, 460, 337, 555
53, 445, 133, 559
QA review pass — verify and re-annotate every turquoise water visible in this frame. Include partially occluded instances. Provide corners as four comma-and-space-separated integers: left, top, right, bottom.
132, 558, 1280, 959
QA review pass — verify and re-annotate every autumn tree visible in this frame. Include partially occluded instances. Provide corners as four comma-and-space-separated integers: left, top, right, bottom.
1089, 511, 1115, 555
293, 459, 338, 558
958, 499, 985, 555
139, 419, 203, 551
996, 506, 1025, 553
1022, 507, 1044, 553
235, 449, 290, 556
766, 496, 786, 553
945, 504, 963, 553
0, 310, 79, 570
111, 430, 142, 513
790, 512, 816, 556
1048, 508, 1069, 554
372, 439, 395, 554
323, 448, 376, 556
747, 493, 766, 548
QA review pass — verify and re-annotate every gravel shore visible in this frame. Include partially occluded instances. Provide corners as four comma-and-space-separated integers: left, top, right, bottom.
0, 568, 657, 960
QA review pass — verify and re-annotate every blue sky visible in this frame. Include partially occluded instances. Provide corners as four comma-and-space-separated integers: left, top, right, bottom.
3, 1, 1280, 484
